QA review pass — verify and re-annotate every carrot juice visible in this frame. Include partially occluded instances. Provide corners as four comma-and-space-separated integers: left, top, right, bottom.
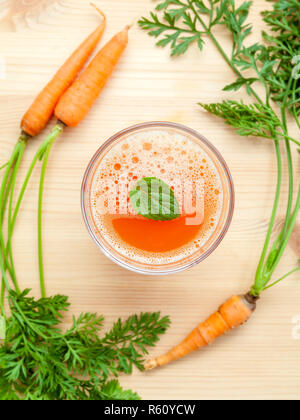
82, 122, 234, 274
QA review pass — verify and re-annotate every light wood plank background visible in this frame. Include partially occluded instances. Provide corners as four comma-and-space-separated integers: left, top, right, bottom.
0, 0, 299, 400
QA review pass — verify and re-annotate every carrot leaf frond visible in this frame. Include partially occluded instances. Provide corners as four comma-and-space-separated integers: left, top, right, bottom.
199, 100, 281, 139
0, 289, 170, 400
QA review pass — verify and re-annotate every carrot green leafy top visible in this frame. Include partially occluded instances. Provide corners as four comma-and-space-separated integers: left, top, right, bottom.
0, 289, 170, 400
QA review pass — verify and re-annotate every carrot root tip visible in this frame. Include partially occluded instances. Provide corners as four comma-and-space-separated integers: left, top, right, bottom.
126, 22, 134, 31
145, 359, 158, 371
90, 2, 106, 22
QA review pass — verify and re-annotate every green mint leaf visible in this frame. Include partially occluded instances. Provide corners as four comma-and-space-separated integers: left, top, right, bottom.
129, 177, 180, 221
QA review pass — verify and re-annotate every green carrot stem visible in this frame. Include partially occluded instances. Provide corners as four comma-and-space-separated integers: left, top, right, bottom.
6, 126, 62, 257
6, 141, 26, 284
8, 140, 27, 227
261, 184, 300, 289
251, 136, 283, 296
259, 75, 299, 290
266, 184, 300, 281
7, 149, 43, 245
279, 76, 294, 245
1, 134, 29, 225
0, 135, 28, 301
0, 162, 9, 171
0, 279, 6, 311
0, 141, 23, 292
1, 168, 14, 229
0, 251, 12, 310
2, 146, 42, 300
0, 162, 15, 306
0, 233, 15, 281
2, 125, 63, 300
37, 124, 64, 298
0, 142, 21, 221
292, 78, 300, 130
273, 131, 300, 148
263, 266, 300, 292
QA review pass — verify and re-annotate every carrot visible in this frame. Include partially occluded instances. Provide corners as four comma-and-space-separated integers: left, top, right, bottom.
21, 3, 106, 137
145, 294, 258, 370
54, 25, 130, 127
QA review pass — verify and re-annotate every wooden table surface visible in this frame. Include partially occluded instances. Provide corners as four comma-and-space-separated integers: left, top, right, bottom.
0, 0, 299, 400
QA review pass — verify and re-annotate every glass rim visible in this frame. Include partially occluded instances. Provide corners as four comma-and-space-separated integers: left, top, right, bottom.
81, 121, 235, 275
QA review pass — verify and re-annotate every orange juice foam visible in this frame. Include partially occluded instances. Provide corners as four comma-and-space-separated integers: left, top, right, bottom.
90, 128, 223, 264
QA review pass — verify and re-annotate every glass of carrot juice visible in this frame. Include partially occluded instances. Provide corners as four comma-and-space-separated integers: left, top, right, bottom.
81, 122, 234, 275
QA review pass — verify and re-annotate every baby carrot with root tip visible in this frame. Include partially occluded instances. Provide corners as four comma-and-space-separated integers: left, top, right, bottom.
21, 3, 106, 137
145, 294, 257, 370
55, 25, 130, 126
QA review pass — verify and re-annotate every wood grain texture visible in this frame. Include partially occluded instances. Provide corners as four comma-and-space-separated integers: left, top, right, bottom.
0, 0, 299, 400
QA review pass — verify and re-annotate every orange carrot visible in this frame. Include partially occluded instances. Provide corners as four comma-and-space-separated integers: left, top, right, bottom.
145, 294, 258, 370
21, 4, 106, 137
54, 26, 129, 127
